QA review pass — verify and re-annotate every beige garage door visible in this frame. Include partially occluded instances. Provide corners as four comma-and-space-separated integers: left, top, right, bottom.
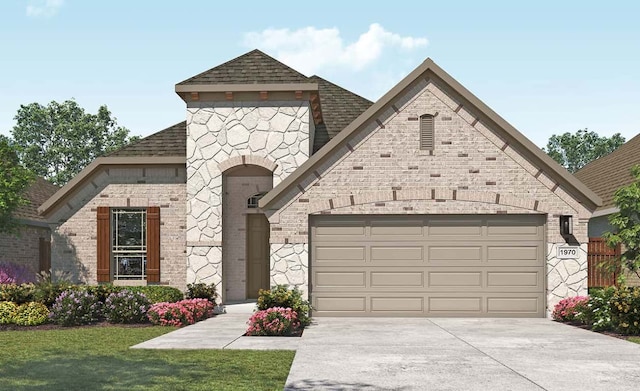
310, 215, 546, 317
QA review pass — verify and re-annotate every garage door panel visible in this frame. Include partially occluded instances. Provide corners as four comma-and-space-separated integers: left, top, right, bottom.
370, 272, 424, 287
428, 271, 482, 288
314, 271, 366, 288
314, 246, 366, 263
315, 296, 366, 312
370, 219, 424, 237
370, 246, 424, 262
428, 246, 482, 263
370, 297, 424, 313
310, 215, 545, 317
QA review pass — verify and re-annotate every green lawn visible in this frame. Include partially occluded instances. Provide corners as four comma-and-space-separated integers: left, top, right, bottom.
0, 326, 294, 391
629, 336, 640, 345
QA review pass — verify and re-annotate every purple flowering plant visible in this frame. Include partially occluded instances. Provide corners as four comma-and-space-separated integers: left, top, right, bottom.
103, 290, 150, 324
49, 290, 102, 326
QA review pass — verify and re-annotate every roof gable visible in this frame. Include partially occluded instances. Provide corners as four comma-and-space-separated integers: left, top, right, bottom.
177, 49, 309, 86
260, 58, 602, 210
575, 133, 640, 210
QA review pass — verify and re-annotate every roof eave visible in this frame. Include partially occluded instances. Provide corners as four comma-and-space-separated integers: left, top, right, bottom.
39, 156, 186, 217
259, 58, 602, 210
175, 83, 318, 94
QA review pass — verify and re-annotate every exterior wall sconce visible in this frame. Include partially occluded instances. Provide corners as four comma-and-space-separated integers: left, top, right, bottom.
559, 215, 573, 236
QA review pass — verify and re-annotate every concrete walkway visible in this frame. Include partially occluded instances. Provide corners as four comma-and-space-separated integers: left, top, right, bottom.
131, 302, 300, 350
285, 318, 640, 391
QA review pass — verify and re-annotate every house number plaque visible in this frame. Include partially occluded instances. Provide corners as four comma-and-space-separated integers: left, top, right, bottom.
557, 246, 579, 259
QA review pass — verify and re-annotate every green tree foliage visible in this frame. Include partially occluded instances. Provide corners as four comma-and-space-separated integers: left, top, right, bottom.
544, 129, 625, 173
605, 165, 640, 281
0, 136, 34, 233
11, 100, 138, 185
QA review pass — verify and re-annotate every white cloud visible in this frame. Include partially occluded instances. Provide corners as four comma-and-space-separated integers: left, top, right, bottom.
26, 0, 64, 18
243, 23, 428, 75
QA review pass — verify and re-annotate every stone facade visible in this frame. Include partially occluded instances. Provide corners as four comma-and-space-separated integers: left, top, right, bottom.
271, 243, 309, 298
267, 78, 592, 312
186, 101, 312, 297
50, 166, 187, 289
0, 224, 49, 275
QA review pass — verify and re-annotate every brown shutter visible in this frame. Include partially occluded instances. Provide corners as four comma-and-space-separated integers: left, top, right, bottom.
420, 114, 434, 150
96, 207, 111, 282
146, 206, 160, 282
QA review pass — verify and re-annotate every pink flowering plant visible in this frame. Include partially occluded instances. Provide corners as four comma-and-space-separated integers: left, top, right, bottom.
49, 290, 102, 326
147, 298, 214, 327
552, 296, 590, 322
246, 307, 301, 336
103, 290, 150, 324
0, 262, 34, 284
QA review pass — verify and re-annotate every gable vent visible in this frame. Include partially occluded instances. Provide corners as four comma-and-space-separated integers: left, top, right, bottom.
420, 114, 434, 150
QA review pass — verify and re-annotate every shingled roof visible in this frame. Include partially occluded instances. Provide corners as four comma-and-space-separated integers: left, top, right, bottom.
15, 177, 59, 223
107, 121, 186, 157
177, 49, 309, 85
575, 133, 640, 211
310, 76, 373, 153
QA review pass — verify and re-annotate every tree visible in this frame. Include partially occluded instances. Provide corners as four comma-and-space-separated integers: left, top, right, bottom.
605, 165, 640, 281
544, 129, 625, 173
0, 136, 35, 233
11, 100, 138, 185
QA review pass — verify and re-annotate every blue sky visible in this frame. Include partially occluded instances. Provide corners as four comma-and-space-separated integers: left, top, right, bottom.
1, 0, 638, 148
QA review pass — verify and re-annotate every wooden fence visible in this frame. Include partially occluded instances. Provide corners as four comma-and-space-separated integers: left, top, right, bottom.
587, 237, 620, 288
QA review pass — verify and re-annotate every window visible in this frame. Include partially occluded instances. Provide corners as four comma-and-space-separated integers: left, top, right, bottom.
112, 209, 147, 280
247, 192, 268, 208
420, 114, 434, 150
96, 206, 160, 283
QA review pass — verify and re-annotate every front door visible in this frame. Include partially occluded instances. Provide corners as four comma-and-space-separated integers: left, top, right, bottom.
246, 214, 270, 299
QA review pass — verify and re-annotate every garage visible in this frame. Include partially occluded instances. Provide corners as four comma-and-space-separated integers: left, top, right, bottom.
310, 215, 546, 317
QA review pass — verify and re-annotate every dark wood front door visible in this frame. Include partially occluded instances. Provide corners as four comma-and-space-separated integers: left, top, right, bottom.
246, 214, 270, 299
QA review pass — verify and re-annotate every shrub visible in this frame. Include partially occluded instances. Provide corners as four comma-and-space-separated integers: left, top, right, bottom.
49, 290, 102, 326
0, 283, 35, 304
147, 298, 214, 327
32, 281, 76, 308
186, 282, 217, 303
246, 307, 301, 336
552, 296, 589, 322
0, 301, 18, 324
126, 286, 184, 304
257, 285, 310, 326
0, 262, 35, 284
577, 287, 616, 331
13, 302, 49, 326
103, 290, 150, 324
80, 284, 122, 303
610, 286, 640, 335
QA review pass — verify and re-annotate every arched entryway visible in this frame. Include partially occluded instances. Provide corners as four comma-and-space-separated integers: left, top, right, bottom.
222, 164, 273, 302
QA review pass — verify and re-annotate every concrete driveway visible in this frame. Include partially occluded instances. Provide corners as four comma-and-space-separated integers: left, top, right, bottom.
285, 318, 640, 391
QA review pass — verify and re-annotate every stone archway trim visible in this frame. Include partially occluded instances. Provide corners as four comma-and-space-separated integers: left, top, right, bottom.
218, 155, 278, 173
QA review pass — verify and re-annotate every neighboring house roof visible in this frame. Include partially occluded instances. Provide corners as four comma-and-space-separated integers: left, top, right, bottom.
575, 133, 640, 212
15, 177, 59, 223
107, 121, 186, 157
259, 58, 602, 210
177, 49, 309, 85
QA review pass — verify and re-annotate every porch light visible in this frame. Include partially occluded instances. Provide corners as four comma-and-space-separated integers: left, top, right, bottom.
559, 215, 573, 236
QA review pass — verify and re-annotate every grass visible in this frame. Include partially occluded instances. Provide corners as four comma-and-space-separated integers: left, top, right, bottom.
0, 326, 294, 391
629, 336, 640, 344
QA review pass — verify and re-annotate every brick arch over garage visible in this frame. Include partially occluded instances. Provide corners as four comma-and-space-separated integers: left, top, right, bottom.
218, 155, 278, 173
303, 188, 552, 215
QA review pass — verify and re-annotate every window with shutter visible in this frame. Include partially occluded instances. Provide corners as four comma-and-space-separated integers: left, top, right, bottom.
96, 207, 160, 282
420, 114, 434, 150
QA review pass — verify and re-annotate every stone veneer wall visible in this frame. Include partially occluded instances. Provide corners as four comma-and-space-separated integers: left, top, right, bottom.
186, 101, 311, 298
268, 78, 593, 312
49, 166, 187, 289
0, 224, 50, 275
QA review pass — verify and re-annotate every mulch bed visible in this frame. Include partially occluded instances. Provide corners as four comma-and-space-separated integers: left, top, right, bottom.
563, 321, 638, 341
